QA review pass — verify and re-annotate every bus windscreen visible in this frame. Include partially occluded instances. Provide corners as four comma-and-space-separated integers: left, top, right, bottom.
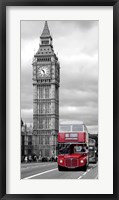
58, 144, 87, 155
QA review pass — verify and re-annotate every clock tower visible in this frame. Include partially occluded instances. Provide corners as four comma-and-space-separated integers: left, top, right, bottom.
32, 21, 60, 158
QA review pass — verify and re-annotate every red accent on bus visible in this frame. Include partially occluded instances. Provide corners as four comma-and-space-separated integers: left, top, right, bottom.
57, 131, 89, 171
58, 132, 87, 143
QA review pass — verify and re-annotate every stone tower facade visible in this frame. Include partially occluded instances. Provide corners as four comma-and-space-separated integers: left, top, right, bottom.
32, 21, 60, 158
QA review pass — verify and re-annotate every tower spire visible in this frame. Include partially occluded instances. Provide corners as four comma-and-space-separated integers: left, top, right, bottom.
40, 21, 52, 39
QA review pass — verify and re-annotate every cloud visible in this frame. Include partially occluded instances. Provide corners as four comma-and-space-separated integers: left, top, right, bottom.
21, 109, 33, 123
59, 105, 98, 126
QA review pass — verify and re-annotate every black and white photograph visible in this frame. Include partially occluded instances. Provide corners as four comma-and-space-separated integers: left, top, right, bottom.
21, 20, 98, 180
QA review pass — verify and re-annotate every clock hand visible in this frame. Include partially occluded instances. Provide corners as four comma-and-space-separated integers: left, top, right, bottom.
42, 69, 45, 73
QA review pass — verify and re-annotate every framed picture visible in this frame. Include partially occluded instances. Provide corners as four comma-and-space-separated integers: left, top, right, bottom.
0, 0, 119, 199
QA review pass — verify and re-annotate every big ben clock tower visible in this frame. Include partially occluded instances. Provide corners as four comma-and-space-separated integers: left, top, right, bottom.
32, 21, 60, 158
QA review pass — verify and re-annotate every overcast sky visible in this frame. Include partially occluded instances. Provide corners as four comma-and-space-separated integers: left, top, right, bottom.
21, 20, 98, 134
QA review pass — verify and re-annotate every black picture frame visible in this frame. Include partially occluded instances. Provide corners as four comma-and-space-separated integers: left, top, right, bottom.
0, 0, 119, 199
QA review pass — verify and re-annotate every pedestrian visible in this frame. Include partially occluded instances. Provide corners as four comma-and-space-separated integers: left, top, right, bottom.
25, 156, 28, 163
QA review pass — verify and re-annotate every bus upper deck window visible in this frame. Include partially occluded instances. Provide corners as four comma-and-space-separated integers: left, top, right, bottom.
72, 124, 83, 131
59, 125, 71, 132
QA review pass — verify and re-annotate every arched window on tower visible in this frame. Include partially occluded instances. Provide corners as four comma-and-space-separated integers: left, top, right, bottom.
41, 87, 44, 98
45, 86, 50, 99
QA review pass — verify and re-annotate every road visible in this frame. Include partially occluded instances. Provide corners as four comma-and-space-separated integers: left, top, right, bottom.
21, 162, 98, 179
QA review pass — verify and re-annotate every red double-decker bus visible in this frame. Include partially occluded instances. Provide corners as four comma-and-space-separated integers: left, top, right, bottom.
57, 121, 89, 171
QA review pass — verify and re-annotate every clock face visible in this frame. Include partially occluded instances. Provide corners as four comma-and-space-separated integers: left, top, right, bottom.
37, 66, 50, 78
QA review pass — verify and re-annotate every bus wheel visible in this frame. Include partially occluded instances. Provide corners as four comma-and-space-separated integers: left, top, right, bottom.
58, 165, 64, 171
83, 164, 88, 171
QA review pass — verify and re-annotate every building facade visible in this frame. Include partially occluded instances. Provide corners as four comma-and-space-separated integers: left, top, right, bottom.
21, 122, 33, 162
32, 21, 60, 158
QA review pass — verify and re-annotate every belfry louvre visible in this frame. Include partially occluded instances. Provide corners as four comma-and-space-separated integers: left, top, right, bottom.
32, 21, 60, 158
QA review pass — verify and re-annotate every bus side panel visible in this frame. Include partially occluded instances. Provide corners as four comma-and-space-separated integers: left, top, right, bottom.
78, 132, 86, 143
58, 133, 65, 142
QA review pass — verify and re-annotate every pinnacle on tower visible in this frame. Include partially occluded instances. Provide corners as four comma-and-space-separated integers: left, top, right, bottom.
40, 21, 52, 39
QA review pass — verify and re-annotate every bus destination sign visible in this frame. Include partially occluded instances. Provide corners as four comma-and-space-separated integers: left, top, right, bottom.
65, 133, 78, 140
